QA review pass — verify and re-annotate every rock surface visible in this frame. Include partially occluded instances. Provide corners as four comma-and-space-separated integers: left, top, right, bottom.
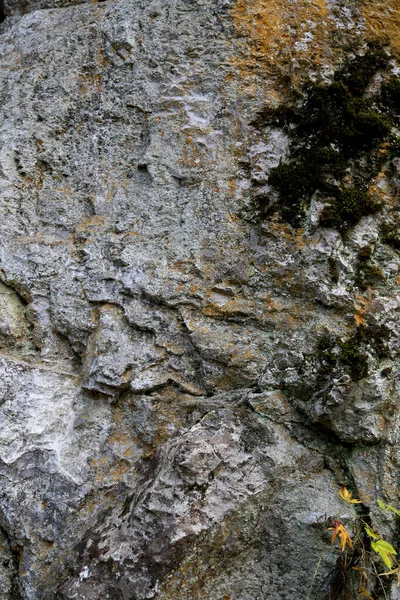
1, 0, 400, 598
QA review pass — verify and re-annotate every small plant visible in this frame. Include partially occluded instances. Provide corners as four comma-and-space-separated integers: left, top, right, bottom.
320, 486, 400, 599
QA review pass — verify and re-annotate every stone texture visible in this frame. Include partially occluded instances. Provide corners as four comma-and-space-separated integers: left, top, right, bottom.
0, 0, 400, 598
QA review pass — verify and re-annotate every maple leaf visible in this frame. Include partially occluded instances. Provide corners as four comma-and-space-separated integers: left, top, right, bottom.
364, 524, 379, 540
329, 520, 354, 551
358, 585, 374, 600
339, 485, 362, 504
378, 499, 400, 517
371, 539, 397, 569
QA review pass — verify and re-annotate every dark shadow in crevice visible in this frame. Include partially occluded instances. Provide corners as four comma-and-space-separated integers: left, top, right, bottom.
0, 524, 23, 600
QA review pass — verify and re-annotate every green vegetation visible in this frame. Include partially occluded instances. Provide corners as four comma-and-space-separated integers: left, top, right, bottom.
259, 43, 400, 230
320, 187, 380, 232
389, 135, 400, 159
381, 76, 400, 115
312, 487, 400, 600
381, 219, 400, 249
337, 334, 369, 381
355, 262, 386, 290
317, 323, 390, 385
319, 330, 369, 382
317, 332, 369, 383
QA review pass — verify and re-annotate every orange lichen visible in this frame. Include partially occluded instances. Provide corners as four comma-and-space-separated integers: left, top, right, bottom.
230, 0, 400, 97
361, 0, 400, 56
75, 215, 105, 235
355, 313, 366, 327
230, 0, 331, 84
354, 292, 373, 324
108, 431, 136, 459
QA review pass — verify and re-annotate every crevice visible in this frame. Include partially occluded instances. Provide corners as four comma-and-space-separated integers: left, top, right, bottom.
49, 327, 83, 373
0, 274, 29, 305
0, 351, 77, 377
0, 524, 23, 600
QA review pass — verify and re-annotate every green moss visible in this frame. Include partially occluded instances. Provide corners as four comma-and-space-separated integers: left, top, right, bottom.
340, 41, 389, 95
381, 77, 400, 113
355, 262, 386, 290
261, 43, 395, 229
353, 246, 384, 289
295, 80, 391, 155
364, 323, 391, 360
317, 332, 368, 382
389, 135, 400, 159
343, 105, 391, 148
339, 335, 369, 381
320, 187, 380, 232
267, 147, 340, 224
381, 219, 400, 249
318, 322, 390, 384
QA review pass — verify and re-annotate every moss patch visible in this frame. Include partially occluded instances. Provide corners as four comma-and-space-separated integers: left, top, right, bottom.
258, 43, 399, 229
320, 187, 381, 232
381, 218, 400, 249
317, 333, 368, 382
389, 135, 400, 159
381, 76, 400, 114
318, 323, 390, 384
355, 247, 386, 289
338, 334, 370, 380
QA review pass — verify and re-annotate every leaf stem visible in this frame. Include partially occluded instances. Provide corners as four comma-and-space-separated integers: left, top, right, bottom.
306, 551, 325, 600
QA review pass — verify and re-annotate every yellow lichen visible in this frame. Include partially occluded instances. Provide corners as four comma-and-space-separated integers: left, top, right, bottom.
230, 0, 400, 93
361, 0, 400, 56
230, 0, 331, 87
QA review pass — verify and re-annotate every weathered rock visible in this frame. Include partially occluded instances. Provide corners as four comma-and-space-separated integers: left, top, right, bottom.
1, 0, 400, 598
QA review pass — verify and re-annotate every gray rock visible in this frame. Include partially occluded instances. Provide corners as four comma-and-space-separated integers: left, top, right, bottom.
0, 0, 400, 598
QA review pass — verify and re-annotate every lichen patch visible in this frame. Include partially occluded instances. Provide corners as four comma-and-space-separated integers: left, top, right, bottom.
230, 0, 334, 86
361, 0, 400, 56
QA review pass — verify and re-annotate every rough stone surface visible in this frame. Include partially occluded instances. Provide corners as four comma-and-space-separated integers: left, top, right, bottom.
1, 0, 400, 598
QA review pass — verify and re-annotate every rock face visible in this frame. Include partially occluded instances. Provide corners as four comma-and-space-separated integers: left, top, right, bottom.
1, 0, 400, 598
